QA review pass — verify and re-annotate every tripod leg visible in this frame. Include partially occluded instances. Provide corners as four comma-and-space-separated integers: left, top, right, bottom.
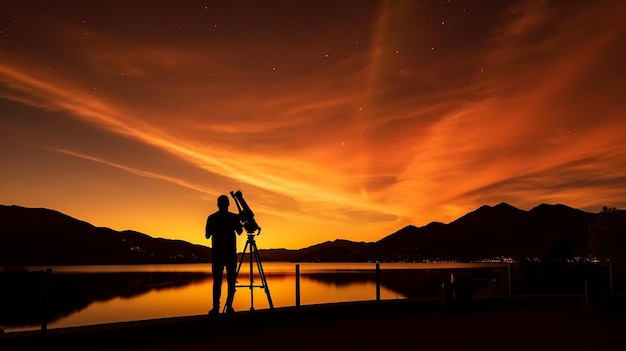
252, 240, 274, 310
224, 239, 249, 313
249, 237, 254, 311
235, 239, 249, 280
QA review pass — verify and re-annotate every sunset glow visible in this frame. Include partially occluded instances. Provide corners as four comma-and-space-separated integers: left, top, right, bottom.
1, 1, 625, 251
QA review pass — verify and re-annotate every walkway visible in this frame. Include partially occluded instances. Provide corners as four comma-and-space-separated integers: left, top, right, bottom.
1, 295, 624, 351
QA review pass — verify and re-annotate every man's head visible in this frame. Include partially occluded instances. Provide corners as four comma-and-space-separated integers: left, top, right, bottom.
217, 194, 230, 211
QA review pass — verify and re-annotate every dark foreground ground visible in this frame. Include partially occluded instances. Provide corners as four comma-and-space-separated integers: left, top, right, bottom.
1, 295, 624, 351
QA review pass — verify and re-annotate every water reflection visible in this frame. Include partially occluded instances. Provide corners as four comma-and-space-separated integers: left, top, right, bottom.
1, 263, 512, 333
0, 270, 211, 332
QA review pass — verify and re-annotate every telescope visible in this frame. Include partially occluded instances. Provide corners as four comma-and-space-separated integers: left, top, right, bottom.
229, 190, 273, 311
230, 190, 261, 234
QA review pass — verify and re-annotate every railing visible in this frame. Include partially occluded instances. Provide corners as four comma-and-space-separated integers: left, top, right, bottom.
1, 261, 617, 335
291, 262, 509, 308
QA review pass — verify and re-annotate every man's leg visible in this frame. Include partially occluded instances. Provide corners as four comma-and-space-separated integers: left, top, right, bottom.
224, 258, 237, 312
210, 261, 223, 314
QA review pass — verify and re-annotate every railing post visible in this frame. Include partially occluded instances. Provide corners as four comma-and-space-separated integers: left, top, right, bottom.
450, 273, 456, 301
295, 264, 300, 308
42, 268, 52, 335
375, 262, 380, 303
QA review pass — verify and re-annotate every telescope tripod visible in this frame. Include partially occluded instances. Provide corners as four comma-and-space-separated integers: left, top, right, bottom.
229, 233, 274, 312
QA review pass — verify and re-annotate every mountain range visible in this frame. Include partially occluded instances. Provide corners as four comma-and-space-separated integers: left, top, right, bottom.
0, 203, 599, 266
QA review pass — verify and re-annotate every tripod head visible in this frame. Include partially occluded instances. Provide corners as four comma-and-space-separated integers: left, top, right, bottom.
230, 190, 261, 235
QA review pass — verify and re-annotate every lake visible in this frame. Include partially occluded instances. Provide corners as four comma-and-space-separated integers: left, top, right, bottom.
2, 262, 513, 333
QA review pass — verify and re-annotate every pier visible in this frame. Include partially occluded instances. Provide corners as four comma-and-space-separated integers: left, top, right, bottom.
1, 295, 624, 351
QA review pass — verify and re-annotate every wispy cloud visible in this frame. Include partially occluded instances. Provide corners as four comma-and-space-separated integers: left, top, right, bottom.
1, 0, 625, 248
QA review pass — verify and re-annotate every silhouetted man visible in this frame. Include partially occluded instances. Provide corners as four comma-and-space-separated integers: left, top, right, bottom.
205, 194, 243, 316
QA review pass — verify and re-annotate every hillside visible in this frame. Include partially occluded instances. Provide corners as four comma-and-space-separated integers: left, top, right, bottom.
354, 203, 597, 261
0, 205, 211, 265
0, 203, 603, 265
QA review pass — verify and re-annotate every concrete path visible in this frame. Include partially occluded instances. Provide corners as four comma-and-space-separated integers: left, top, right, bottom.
1, 296, 624, 351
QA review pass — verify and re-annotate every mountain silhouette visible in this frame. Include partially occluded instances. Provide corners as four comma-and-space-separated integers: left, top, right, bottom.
0, 205, 211, 265
0, 202, 599, 266
354, 202, 596, 262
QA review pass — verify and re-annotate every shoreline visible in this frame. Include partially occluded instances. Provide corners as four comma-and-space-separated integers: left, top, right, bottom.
2, 295, 624, 350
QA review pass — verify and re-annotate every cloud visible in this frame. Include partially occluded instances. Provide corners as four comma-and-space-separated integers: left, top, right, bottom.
1, 0, 625, 247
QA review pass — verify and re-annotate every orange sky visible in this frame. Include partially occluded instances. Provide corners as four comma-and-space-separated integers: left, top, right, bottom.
1, 0, 625, 251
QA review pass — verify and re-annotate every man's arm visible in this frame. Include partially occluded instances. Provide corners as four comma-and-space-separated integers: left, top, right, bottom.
233, 213, 244, 235
205, 217, 212, 239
